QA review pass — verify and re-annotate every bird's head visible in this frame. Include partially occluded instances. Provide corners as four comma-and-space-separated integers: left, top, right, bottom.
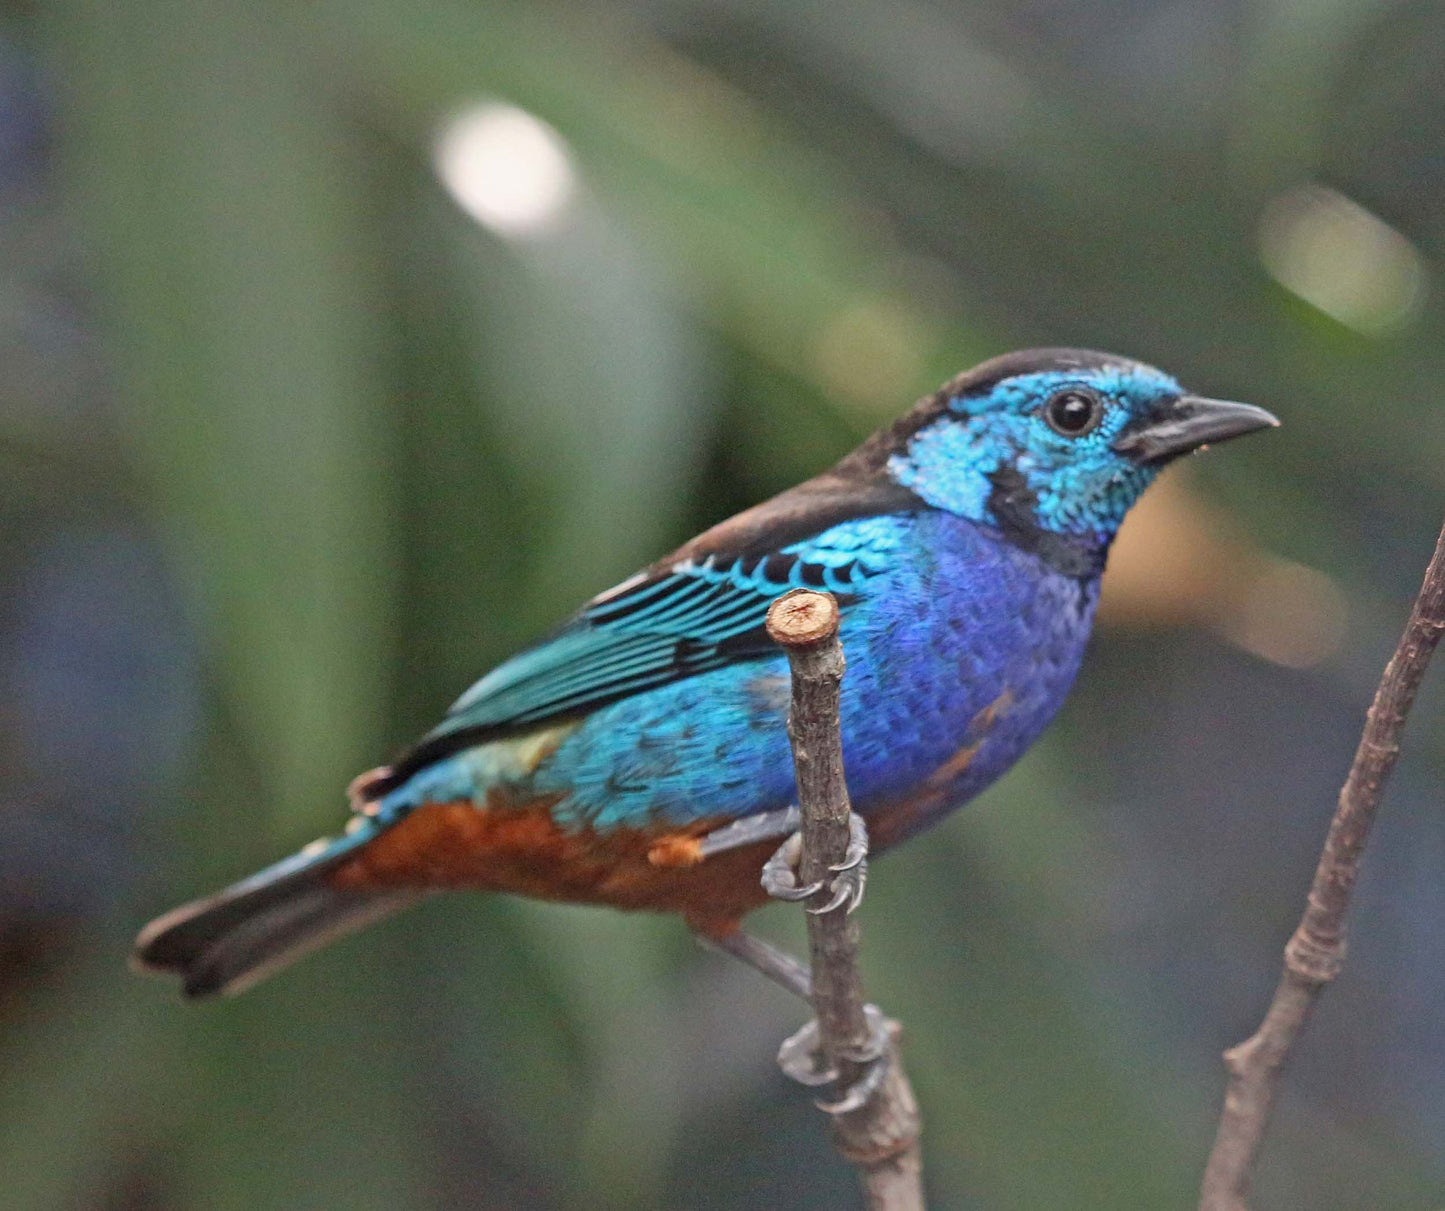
881, 349, 1277, 568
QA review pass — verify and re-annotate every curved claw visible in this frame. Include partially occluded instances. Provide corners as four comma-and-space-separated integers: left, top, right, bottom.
807, 814, 870, 915
770, 880, 824, 903
777, 1019, 836, 1087
762, 832, 823, 902
815, 1052, 888, 1114
806, 875, 857, 916
763, 814, 871, 914
777, 1005, 895, 1114
830, 812, 869, 873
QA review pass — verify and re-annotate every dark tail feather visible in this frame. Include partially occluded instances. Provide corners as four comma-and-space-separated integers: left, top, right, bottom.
133, 822, 423, 998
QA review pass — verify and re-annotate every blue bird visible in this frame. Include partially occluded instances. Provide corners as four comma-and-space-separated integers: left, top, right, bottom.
135, 349, 1275, 1024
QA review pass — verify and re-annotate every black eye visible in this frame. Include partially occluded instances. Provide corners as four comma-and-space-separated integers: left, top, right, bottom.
1043, 388, 1103, 437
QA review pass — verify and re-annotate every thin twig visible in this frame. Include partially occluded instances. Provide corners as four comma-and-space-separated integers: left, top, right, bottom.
767, 588, 924, 1210
1199, 517, 1445, 1211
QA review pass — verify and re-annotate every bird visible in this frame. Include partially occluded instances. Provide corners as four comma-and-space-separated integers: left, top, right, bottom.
135, 348, 1276, 1081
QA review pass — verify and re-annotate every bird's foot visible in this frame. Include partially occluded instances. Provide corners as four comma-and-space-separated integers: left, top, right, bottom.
761, 811, 868, 915
777, 1004, 893, 1114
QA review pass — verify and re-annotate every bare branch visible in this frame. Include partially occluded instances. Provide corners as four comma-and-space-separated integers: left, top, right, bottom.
767, 589, 925, 1210
1199, 518, 1445, 1210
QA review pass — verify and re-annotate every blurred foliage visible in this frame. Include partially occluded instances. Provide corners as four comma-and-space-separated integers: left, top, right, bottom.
2, 0, 1444, 1207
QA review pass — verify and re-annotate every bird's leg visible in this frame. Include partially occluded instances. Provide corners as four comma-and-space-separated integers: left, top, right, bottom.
694, 811, 889, 1113
695, 806, 800, 859
693, 923, 889, 1108
696, 806, 869, 914
694, 925, 811, 1001
761, 811, 888, 1110
689, 807, 816, 1005
761, 810, 869, 915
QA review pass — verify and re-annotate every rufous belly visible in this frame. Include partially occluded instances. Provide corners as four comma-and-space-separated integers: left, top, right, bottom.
329, 791, 774, 932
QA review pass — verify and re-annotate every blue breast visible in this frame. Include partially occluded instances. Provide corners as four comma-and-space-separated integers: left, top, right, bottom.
516, 511, 1099, 836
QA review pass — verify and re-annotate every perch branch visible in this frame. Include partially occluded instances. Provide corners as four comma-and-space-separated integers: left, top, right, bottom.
767, 589, 924, 1210
1199, 516, 1445, 1211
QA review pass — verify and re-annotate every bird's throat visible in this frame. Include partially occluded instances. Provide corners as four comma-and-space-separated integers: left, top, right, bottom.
985, 466, 1109, 579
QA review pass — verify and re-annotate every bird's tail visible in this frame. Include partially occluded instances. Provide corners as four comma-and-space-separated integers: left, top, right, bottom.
132, 815, 424, 999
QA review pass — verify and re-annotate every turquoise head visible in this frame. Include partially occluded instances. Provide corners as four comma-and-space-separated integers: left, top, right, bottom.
884, 349, 1276, 557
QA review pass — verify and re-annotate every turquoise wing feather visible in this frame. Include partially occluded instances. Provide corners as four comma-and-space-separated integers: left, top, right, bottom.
373, 507, 916, 794
431, 548, 865, 738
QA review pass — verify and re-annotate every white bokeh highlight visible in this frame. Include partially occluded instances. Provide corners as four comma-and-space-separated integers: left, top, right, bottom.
433, 102, 576, 239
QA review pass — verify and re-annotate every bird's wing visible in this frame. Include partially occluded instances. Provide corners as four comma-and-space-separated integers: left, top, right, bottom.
429, 544, 870, 740
375, 472, 923, 789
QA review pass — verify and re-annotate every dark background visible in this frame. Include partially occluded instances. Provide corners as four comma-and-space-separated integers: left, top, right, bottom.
4, 1, 1444, 1207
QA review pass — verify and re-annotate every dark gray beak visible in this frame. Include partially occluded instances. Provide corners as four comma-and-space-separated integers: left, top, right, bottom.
1113, 395, 1279, 465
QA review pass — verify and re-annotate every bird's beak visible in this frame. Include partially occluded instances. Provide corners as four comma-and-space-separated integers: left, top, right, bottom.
1112, 395, 1279, 465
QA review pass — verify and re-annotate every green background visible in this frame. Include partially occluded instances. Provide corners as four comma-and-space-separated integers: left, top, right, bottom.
4, 1, 1444, 1207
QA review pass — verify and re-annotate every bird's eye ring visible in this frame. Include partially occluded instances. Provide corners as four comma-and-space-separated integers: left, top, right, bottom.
1042, 387, 1104, 437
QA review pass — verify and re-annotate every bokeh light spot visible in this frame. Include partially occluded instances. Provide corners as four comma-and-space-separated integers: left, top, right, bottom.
1259, 184, 1426, 336
1221, 558, 1348, 670
433, 102, 576, 238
